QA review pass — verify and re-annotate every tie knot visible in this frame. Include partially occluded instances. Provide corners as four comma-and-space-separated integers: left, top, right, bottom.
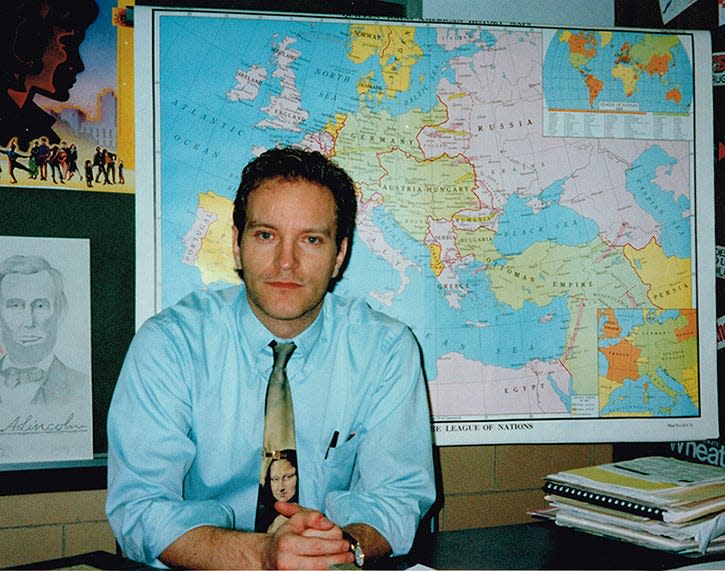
270, 341, 296, 369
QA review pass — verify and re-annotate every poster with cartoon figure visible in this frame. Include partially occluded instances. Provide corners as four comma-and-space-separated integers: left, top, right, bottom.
0, 0, 134, 192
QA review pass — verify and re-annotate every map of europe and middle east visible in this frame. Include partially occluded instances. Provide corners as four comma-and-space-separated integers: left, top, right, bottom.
157, 15, 699, 432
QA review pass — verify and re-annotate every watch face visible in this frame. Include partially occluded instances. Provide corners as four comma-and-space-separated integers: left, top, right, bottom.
343, 531, 365, 568
353, 544, 365, 567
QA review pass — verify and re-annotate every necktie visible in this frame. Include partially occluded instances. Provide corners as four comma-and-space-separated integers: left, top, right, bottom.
256, 341, 297, 532
2, 366, 45, 388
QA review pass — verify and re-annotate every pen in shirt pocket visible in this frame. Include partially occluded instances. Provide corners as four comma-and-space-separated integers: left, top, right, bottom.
324, 431, 339, 460
324, 431, 356, 459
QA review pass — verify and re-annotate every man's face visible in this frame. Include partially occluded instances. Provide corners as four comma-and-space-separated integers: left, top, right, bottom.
233, 176, 348, 338
24, 26, 86, 102
0, 271, 60, 366
269, 458, 297, 502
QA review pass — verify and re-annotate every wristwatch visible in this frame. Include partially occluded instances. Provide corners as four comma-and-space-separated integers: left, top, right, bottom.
342, 530, 365, 568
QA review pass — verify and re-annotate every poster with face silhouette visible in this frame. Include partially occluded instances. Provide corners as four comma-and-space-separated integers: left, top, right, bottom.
0, 235, 92, 464
0, 0, 134, 193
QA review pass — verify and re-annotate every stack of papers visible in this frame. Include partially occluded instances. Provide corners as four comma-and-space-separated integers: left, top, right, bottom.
533, 456, 725, 556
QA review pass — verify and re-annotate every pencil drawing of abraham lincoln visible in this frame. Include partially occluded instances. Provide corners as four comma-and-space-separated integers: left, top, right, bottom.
0, 255, 87, 407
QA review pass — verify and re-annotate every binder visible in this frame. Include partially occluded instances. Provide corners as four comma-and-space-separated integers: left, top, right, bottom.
542, 480, 666, 520
542, 456, 725, 524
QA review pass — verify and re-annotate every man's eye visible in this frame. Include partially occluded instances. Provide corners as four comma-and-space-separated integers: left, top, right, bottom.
257, 231, 273, 240
306, 236, 321, 245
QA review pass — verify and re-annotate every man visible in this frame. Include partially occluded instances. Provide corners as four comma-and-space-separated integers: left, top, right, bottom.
106, 147, 436, 569
0, 255, 87, 407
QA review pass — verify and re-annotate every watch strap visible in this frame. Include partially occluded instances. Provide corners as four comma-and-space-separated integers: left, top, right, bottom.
342, 529, 365, 568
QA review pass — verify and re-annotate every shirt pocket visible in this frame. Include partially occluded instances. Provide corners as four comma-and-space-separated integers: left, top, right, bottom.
319, 432, 360, 491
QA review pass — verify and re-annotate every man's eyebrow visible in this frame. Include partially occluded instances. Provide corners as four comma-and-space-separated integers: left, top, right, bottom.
246, 219, 335, 237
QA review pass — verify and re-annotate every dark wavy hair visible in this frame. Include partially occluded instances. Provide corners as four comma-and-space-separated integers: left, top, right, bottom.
232, 146, 357, 283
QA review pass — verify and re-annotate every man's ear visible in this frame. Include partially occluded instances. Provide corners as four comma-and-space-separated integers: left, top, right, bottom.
332, 237, 349, 279
232, 225, 242, 270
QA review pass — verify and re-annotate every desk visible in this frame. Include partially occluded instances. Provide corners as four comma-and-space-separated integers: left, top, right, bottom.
8, 550, 145, 570
412, 522, 725, 570
10, 522, 725, 570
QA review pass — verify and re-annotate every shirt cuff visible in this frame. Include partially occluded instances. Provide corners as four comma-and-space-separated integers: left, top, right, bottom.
141, 500, 235, 566
325, 491, 417, 556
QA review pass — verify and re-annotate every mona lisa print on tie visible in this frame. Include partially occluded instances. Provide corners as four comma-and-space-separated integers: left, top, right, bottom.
255, 341, 299, 532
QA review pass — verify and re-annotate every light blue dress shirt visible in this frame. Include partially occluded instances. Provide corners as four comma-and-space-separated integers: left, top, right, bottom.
106, 285, 436, 566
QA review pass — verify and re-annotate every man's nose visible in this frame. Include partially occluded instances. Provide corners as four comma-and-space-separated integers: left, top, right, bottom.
20, 307, 38, 327
275, 240, 298, 270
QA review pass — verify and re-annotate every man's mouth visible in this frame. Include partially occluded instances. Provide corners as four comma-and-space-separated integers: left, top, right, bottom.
267, 281, 302, 290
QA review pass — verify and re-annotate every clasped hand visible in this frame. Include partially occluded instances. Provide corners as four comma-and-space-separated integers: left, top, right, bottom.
265, 501, 354, 570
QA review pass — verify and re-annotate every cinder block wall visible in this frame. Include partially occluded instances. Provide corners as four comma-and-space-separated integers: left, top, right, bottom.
0, 489, 116, 567
0, 443, 612, 567
436, 443, 613, 530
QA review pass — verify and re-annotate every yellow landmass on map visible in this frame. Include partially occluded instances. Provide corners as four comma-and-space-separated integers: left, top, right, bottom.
357, 70, 382, 101
611, 63, 640, 97
428, 243, 444, 276
598, 375, 653, 417
348, 24, 423, 99
679, 364, 700, 408
598, 31, 613, 48
623, 237, 692, 309
195, 192, 237, 286
325, 113, 347, 140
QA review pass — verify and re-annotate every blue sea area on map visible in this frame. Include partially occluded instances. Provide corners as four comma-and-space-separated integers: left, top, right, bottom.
338, 206, 570, 378
649, 309, 680, 324
601, 371, 697, 417
626, 146, 691, 258
657, 367, 698, 415
159, 15, 497, 141
493, 185, 599, 255
598, 351, 608, 376
543, 31, 693, 113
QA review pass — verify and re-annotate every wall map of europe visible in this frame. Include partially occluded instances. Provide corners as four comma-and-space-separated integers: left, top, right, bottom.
135, 8, 716, 444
